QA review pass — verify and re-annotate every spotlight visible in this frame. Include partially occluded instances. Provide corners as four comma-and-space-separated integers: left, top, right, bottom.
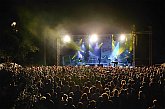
11, 21, 16, 27
119, 34, 126, 42
63, 35, 71, 43
89, 34, 98, 43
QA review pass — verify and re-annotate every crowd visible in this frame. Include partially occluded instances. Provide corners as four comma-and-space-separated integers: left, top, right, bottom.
0, 62, 164, 109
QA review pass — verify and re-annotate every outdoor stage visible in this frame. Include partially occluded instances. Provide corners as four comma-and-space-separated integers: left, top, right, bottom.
62, 34, 133, 67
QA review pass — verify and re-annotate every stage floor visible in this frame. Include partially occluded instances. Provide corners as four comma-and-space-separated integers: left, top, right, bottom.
75, 62, 132, 67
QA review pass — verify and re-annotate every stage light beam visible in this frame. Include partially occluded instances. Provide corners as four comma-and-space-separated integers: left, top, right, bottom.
98, 43, 103, 48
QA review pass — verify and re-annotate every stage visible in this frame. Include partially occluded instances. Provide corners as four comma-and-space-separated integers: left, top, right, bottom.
62, 34, 133, 67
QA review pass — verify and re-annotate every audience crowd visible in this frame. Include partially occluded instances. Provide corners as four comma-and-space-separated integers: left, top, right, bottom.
0, 62, 164, 109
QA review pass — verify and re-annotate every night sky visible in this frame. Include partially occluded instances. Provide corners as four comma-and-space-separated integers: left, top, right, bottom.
0, 0, 164, 64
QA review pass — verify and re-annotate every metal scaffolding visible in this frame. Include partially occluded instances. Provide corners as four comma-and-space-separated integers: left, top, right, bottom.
56, 38, 61, 66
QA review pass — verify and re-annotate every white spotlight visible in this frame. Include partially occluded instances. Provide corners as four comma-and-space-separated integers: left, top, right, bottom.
89, 34, 98, 43
11, 21, 16, 27
120, 34, 126, 42
63, 35, 71, 43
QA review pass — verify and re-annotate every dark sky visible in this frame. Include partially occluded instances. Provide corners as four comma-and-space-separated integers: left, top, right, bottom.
0, 0, 164, 64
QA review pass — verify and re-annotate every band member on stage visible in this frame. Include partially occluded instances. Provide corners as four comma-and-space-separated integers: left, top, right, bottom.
114, 57, 118, 67
98, 57, 101, 65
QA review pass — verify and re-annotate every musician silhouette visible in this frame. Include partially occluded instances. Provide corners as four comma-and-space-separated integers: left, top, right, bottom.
113, 57, 118, 67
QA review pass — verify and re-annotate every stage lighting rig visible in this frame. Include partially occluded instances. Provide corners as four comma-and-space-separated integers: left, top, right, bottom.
63, 35, 71, 43
89, 34, 98, 43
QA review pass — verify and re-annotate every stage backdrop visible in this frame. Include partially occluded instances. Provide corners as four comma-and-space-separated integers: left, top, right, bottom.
101, 35, 112, 64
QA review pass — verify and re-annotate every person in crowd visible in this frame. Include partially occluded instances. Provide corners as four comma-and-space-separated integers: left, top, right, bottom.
79, 93, 89, 109
87, 100, 97, 109
111, 89, 120, 109
74, 85, 82, 105
147, 99, 163, 109
76, 102, 83, 109
99, 93, 114, 109
59, 94, 68, 109
64, 97, 76, 109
